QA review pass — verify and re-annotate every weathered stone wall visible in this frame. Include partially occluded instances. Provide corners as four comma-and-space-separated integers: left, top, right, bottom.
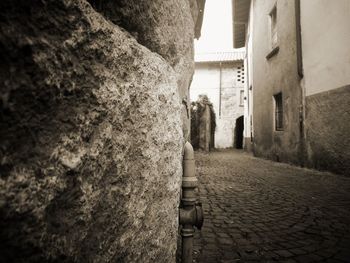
300, 0, 350, 176
305, 86, 350, 176
0, 0, 200, 262
216, 62, 244, 148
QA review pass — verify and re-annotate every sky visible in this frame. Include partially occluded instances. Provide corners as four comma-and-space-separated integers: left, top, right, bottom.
195, 0, 236, 53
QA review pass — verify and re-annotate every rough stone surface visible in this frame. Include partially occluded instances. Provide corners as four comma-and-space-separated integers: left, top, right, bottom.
305, 85, 350, 176
0, 0, 199, 261
87, 0, 197, 139
193, 150, 350, 262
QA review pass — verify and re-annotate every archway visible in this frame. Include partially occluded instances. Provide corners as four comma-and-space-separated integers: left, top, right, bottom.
234, 115, 244, 149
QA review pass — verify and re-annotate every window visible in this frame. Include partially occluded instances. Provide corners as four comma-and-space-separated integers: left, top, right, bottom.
269, 5, 278, 49
266, 5, 279, 59
274, 92, 283, 131
239, 90, 244, 106
236, 65, 245, 84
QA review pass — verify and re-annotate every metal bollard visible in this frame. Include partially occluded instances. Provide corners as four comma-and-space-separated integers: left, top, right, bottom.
179, 142, 204, 263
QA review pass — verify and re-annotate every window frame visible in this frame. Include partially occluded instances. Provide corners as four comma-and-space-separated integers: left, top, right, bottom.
266, 3, 280, 59
239, 90, 244, 107
269, 5, 278, 49
273, 92, 283, 131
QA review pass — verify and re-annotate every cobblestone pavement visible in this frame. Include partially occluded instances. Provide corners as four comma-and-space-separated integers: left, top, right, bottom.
193, 150, 350, 263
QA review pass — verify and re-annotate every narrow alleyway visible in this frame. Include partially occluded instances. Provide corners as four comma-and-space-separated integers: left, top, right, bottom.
193, 150, 350, 263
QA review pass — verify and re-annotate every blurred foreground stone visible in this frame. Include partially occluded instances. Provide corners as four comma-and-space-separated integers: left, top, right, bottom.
0, 0, 203, 261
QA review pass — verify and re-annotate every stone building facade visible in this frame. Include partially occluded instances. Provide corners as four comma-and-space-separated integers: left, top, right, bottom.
190, 52, 245, 149
233, 0, 350, 175
0, 0, 205, 262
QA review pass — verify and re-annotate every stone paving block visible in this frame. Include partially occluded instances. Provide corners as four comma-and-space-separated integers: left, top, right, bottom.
203, 243, 220, 251
218, 238, 234, 245
238, 251, 262, 261
279, 259, 298, 263
295, 253, 324, 262
222, 251, 240, 260
192, 151, 350, 263
334, 249, 350, 261
289, 248, 307, 256
203, 232, 216, 239
217, 232, 231, 238
315, 248, 337, 258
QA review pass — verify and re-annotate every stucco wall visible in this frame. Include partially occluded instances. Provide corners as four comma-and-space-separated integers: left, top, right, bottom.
300, 0, 350, 96
252, 0, 303, 164
190, 62, 244, 148
191, 64, 221, 113
0, 0, 199, 261
244, 1, 254, 151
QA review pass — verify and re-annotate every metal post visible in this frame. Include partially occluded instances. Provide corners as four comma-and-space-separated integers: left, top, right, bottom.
180, 142, 203, 263
219, 62, 222, 118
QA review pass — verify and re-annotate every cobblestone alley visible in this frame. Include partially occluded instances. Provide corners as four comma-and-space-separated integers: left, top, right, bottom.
193, 150, 350, 263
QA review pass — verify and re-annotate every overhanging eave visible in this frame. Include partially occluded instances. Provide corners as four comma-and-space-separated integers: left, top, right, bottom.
232, 0, 251, 48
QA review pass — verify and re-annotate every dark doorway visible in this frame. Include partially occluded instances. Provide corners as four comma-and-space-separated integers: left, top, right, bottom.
234, 116, 244, 149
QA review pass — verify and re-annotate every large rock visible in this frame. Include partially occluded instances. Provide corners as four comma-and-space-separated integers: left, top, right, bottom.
86, 0, 198, 138
0, 0, 200, 261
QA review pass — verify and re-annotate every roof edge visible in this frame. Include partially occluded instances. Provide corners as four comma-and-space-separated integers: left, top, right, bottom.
232, 0, 251, 48
195, 0, 206, 39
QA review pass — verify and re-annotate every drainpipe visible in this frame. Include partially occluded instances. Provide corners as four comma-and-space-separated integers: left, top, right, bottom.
219, 62, 222, 118
179, 142, 204, 263
295, 0, 303, 78
295, 0, 306, 165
